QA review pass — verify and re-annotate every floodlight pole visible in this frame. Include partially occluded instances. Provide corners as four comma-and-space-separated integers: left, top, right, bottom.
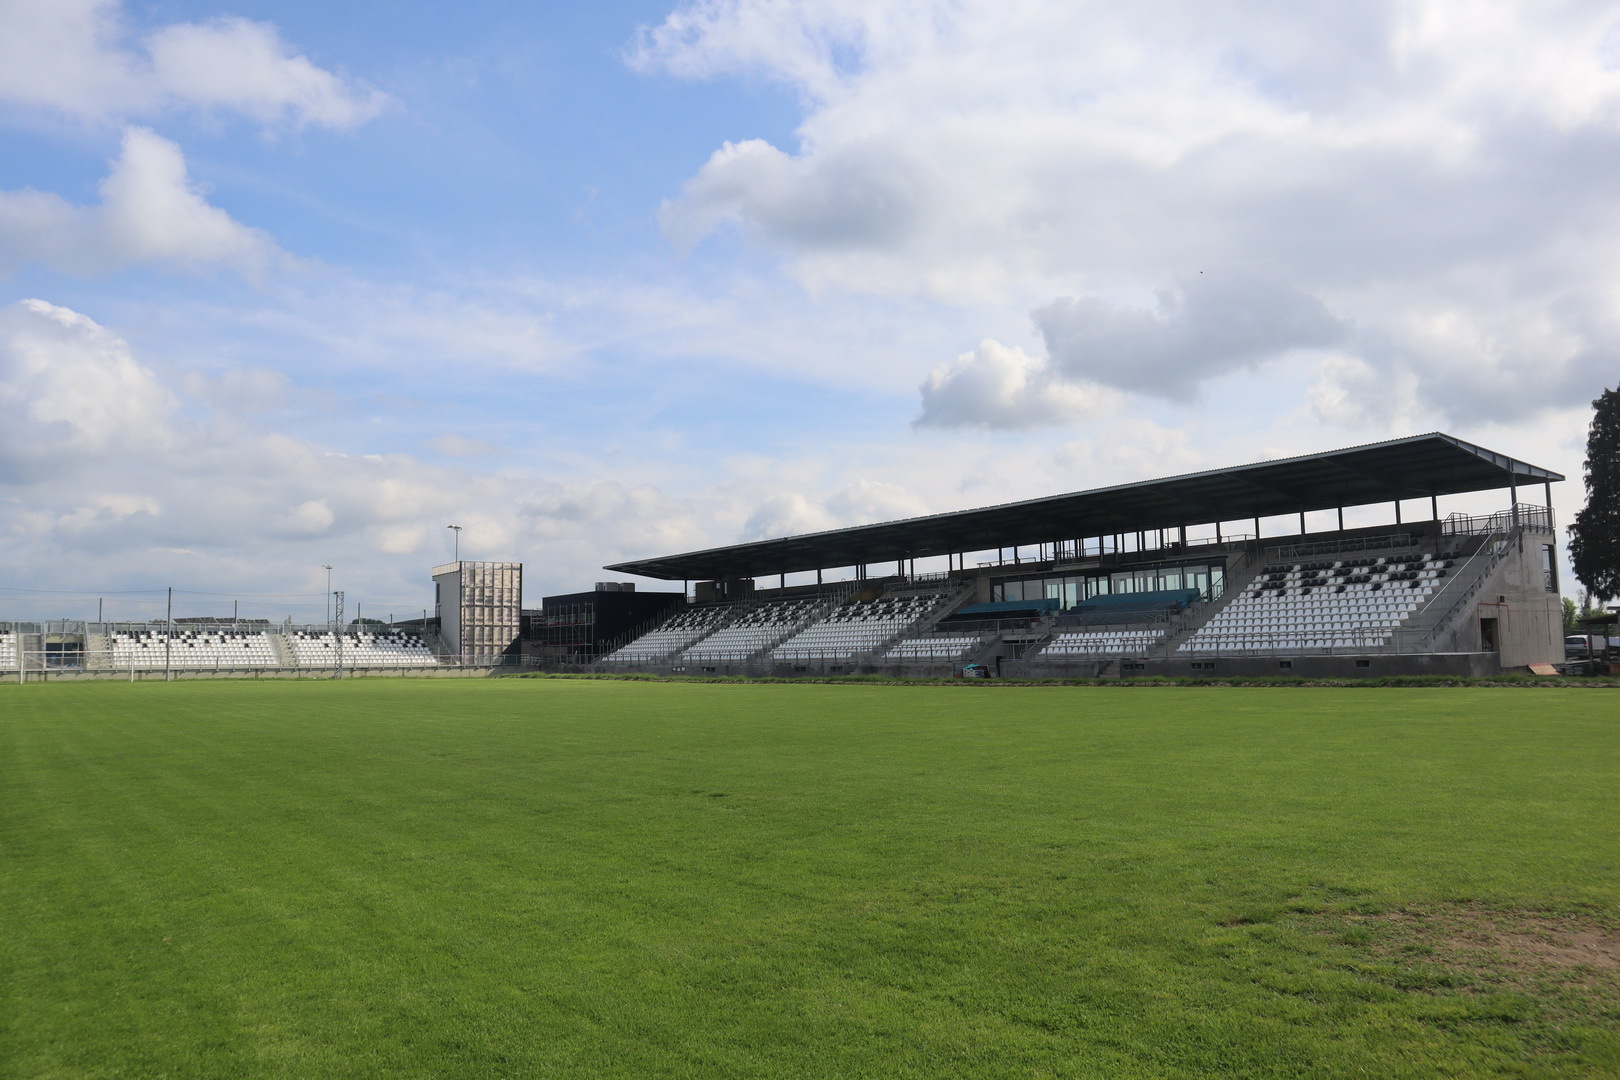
323, 565, 333, 623
165, 586, 172, 682
332, 591, 344, 679
448, 524, 462, 562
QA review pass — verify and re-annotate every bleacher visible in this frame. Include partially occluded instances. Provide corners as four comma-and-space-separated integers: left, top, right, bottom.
771, 591, 947, 661
287, 631, 437, 667
602, 604, 735, 663
679, 597, 822, 662
109, 630, 278, 668
1038, 627, 1168, 657
1177, 551, 1457, 654
882, 633, 982, 661
0, 632, 15, 667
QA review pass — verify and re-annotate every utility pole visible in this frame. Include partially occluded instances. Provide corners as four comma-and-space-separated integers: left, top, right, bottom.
447, 524, 462, 562
332, 591, 345, 679
165, 586, 172, 682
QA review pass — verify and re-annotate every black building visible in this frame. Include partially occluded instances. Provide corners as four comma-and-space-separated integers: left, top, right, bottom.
521, 583, 684, 661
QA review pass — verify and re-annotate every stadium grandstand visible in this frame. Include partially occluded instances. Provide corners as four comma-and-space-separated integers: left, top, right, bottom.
3, 558, 523, 681
1, 432, 1569, 682
589, 433, 1565, 678
2, 622, 446, 681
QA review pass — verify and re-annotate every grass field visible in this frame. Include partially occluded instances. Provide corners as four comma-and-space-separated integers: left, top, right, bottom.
3, 680, 1617, 1079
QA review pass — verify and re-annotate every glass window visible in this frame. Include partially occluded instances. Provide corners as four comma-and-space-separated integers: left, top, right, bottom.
1003, 580, 1023, 602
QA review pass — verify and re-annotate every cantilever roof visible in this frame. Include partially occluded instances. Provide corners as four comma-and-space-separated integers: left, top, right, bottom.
605, 433, 1563, 581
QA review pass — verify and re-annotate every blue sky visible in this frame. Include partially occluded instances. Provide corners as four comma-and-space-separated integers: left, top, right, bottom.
1, 0, 1614, 622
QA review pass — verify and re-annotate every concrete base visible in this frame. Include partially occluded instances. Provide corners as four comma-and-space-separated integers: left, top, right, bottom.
584, 652, 1502, 681
1001, 652, 1500, 680
0, 665, 491, 684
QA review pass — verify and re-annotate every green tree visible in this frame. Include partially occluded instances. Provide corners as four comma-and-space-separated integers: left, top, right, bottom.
1563, 596, 1579, 633
1569, 386, 1620, 601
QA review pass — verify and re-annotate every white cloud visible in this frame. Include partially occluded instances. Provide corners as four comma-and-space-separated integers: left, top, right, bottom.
915, 339, 1118, 430
426, 433, 500, 458
0, 299, 713, 610
273, 499, 335, 537
0, 298, 177, 481
0, 0, 387, 130
638, 0, 1620, 424
1034, 276, 1343, 399
0, 127, 279, 276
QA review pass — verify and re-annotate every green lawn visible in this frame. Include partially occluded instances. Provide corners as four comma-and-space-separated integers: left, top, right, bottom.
3, 680, 1617, 1079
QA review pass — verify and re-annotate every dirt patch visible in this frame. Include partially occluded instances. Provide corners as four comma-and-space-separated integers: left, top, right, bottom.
1327, 905, 1620, 988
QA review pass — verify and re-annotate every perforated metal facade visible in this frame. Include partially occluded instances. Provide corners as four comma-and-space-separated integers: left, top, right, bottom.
432, 561, 522, 660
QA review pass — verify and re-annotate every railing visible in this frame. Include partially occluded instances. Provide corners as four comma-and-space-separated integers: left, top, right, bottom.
0, 648, 506, 681
1401, 530, 1515, 652
1271, 532, 1423, 560
1444, 504, 1553, 536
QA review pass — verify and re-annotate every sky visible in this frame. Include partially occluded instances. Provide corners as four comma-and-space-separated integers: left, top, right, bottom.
1, 0, 1614, 623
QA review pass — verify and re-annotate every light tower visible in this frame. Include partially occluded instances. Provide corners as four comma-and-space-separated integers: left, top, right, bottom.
447, 524, 462, 562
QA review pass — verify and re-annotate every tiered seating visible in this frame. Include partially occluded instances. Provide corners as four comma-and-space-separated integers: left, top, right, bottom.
1178, 552, 1456, 653
1038, 627, 1166, 657
772, 592, 946, 660
335, 632, 437, 666
286, 631, 438, 666
109, 630, 278, 667
882, 633, 982, 661
603, 605, 735, 663
0, 632, 15, 667
679, 597, 822, 662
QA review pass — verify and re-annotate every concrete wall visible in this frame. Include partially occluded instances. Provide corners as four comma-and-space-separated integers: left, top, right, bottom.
1001, 652, 1499, 680
1427, 531, 1563, 669
2, 665, 491, 684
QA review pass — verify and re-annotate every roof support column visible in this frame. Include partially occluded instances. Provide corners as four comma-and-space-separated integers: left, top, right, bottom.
1394, 500, 1402, 525
1544, 480, 1552, 514
1431, 489, 1439, 522
1337, 506, 1344, 531
1298, 509, 1306, 536
1215, 521, 1222, 544
1510, 476, 1519, 527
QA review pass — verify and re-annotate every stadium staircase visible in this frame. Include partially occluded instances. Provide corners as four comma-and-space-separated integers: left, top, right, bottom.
738, 587, 858, 663
84, 633, 112, 669
865, 580, 978, 662
1155, 545, 1264, 655
1394, 529, 1511, 651
268, 633, 297, 667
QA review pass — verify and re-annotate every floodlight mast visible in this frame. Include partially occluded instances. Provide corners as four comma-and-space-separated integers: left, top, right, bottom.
447, 524, 462, 562
332, 590, 344, 679
323, 565, 333, 623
